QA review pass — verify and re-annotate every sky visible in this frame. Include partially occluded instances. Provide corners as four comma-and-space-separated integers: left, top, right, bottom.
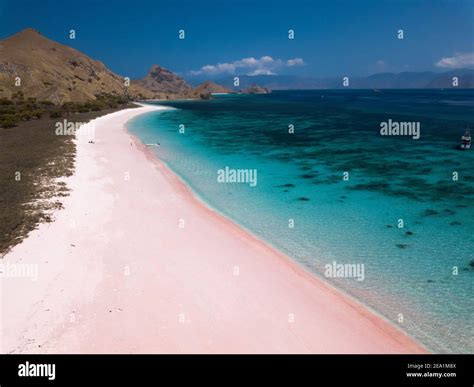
0, 0, 473, 80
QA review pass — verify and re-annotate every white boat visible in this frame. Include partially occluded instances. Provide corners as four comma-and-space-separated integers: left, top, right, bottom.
460, 128, 471, 150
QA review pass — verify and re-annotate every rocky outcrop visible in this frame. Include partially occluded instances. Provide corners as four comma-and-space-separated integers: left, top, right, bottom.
241, 83, 271, 94
134, 64, 192, 98
187, 81, 233, 98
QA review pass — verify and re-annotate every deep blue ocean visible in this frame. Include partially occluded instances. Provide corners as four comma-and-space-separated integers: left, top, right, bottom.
128, 90, 474, 353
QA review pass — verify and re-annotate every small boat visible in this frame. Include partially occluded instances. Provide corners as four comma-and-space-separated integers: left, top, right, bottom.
145, 142, 160, 147
460, 128, 471, 150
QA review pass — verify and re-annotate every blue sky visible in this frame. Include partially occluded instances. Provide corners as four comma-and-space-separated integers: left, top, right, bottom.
0, 0, 473, 80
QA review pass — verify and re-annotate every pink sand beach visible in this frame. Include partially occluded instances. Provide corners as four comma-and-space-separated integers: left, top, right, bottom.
0, 105, 427, 354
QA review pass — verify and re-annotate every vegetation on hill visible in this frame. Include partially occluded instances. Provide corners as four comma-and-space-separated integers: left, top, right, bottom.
0, 92, 134, 128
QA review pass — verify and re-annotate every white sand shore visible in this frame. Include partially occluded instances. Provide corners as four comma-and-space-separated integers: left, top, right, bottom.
0, 105, 426, 354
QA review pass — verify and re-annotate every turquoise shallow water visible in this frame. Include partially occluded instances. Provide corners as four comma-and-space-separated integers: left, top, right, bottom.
128, 90, 474, 353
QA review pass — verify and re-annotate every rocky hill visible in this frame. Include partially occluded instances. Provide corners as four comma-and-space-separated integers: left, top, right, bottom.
0, 28, 245, 104
134, 64, 192, 99
0, 29, 153, 104
241, 83, 271, 94
187, 81, 233, 98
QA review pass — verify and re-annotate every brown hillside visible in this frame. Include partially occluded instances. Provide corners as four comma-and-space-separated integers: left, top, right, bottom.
0, 28, 152, 103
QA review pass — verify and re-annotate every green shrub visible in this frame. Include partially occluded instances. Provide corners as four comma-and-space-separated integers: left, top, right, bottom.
49, 110, 62, 119
0, 114, 18, 128
62, 102, 79, 113
0, 105, 16, 114
12, 91, 24, 100
0, 98, 14, 106
31, 109, 43, 119
20, 112, 32, 121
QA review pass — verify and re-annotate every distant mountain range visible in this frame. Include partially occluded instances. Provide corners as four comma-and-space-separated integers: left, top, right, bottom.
190, 69, 474, 90
1, 28, 472, 105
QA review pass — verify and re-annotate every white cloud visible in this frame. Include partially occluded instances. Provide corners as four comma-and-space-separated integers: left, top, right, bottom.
287, 58, 305, 66
190, 56, 305, 76
435, 53, 474, 69
197, 63, 236, 75
247, 68, 276, 76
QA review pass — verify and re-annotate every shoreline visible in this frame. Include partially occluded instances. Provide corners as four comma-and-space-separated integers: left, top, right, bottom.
128, 121, 426, 351
1, 105, 427, 354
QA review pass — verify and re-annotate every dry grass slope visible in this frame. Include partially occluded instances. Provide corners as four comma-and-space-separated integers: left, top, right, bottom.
0, 28, 153, 103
